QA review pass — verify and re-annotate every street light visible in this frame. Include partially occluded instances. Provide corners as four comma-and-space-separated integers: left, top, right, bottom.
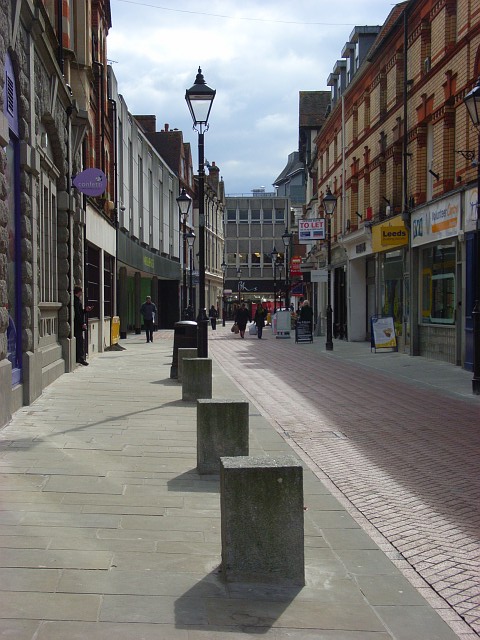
282, 229, 293, 310
185, 67, 216, 357
271, 247, 278, 313
464, 76, 480, 394
221, 260, 227, 326
236, 267, 242, 303
186, 231, 196, 317
176, 188, 192, 318
322, 186, 338, 351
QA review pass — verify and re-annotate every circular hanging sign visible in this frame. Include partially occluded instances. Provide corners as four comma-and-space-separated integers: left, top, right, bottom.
72, 168, 107, 196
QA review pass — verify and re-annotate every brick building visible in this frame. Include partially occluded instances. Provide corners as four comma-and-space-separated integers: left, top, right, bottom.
308, 0, 480, 366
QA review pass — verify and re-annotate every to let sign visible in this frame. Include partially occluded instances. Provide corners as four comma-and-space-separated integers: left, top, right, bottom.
298, 219, 325, 244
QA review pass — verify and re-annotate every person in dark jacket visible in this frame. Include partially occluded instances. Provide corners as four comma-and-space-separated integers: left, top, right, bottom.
253, 303, 268, 339
299, 299, 314, 334
209, 305, 218, 330
74, 286, 92, 365
140, 296, 157, 343
234, 303, 251, 339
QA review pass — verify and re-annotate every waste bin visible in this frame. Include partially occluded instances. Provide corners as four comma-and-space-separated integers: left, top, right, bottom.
170, 321, 198, 378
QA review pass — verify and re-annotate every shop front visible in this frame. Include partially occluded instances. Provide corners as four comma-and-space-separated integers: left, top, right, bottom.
464, 186, 478, 371
411, 194, 460, 365
371, 216, 409, 352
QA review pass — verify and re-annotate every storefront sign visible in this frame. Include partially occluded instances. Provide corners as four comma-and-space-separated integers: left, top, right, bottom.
72, 168, 107, 196
411, 194, 460, 247
298, 218, 325, 243
111, 316, 120, 345
372, 216, 408, 252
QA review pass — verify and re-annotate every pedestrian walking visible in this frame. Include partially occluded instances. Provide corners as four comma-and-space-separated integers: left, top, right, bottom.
254, 302, 268, 339
209, 305, 218, 330
234, 303, 251, 339
73, 286, 93, 365
140, 296, 157, 343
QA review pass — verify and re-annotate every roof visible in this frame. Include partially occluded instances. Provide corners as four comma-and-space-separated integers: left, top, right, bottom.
299, 92, 331, 129
367, 2, 409, 61
274, 151, 304, 186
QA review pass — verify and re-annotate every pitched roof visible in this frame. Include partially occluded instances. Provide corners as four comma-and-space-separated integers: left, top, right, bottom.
299, 91, 331, 128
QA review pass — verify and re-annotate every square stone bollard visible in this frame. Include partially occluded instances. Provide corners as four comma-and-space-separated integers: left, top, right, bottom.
182, 358, 212, 401
178, 348, 198, 382
220, 455, 305, 585
197, 400, 249, 474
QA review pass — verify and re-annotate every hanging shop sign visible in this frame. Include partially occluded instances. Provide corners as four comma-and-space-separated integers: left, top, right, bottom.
298, 218, 325, 243
465, 187, 478, 233
411, 194, 460, 248
290, 257, 302, 276
72, 168, 107, 196
372, 215, 408, 252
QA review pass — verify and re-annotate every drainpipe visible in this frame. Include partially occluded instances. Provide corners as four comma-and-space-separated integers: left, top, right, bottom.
108, 96, 119, 316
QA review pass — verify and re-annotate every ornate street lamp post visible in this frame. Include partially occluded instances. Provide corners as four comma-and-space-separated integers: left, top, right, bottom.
271, 247, 278, 313
322, 187, 338, 351
282, 229, 293, 310
185, 67, 216, 357
186, 231, 196, 316
464, 77, 480, 394
221, 260, 227, 326
176, 188, 192, 319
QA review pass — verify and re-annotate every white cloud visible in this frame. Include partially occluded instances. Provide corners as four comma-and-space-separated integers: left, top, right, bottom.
108, 0, 396, 193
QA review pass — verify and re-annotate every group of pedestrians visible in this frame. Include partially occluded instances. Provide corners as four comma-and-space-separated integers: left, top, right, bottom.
233, 300, 314, 340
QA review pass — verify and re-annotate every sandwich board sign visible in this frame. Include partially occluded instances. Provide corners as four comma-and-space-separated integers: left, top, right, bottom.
370, 316, 397, 352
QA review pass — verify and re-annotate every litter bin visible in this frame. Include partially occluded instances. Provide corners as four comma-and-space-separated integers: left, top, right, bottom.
170, 321, 198, 379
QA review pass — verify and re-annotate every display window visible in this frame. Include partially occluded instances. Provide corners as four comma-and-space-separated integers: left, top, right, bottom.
420, 242, 456, 324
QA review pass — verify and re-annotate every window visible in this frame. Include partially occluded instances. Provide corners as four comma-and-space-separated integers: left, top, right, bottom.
104, 254, 114, 318
250, 209, 260, 223
421, 243, 456, 324
263, 209, 272, 223
86, 244, 100, 315
239, 209, 248, 223
227, 209, 236, 222
275, 208, 284, 224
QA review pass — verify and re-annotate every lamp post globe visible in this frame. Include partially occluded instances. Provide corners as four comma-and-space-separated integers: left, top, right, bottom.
322, 187, 337, 351
185, 68, 215, 357
464, 77, 480, 395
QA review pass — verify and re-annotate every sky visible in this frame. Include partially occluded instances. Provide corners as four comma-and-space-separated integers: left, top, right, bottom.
108, 0, 397, 195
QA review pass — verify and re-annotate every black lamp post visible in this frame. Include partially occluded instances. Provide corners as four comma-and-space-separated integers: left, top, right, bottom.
282, 229, 293, 310
271, 247, 278, 313
186, 231, 196, 316
322, 187, 338, 351
185, 67, 216, 357
176, 188, 192, 318
221, 260, 227, 326
236, 267, 242, 302
464, 76, 480, 395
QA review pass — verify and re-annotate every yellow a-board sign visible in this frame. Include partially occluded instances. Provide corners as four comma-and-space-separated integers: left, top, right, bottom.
111, 316, 120, 345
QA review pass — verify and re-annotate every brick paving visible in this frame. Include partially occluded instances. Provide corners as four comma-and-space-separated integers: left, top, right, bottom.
209, 325, 480, 639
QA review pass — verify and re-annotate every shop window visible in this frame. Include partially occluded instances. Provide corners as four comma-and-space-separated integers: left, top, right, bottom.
381, 250, 403, 336
104, 254, 114, 318
86, 244, 100, 315
421, 243, 456, 324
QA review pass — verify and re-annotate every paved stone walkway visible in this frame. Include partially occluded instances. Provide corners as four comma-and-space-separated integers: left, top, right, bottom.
209, 323, 480, 639
0, 330, 470, 639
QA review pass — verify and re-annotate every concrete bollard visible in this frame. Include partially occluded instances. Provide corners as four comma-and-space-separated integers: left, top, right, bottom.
182, 358, 212, 401
197, 400, 249, 474
220, 455, 305, 585
178, 348, 198, 382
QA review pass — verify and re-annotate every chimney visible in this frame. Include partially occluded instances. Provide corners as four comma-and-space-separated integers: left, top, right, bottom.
208, 161, 220, 194
133, 115, 156, 133
164, 123, 169, 132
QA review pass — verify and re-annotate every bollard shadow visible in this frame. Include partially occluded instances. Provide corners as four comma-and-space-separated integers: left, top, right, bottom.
174, 569, 303, 633
167, 469, 219, 493
151, 378, 181, 386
